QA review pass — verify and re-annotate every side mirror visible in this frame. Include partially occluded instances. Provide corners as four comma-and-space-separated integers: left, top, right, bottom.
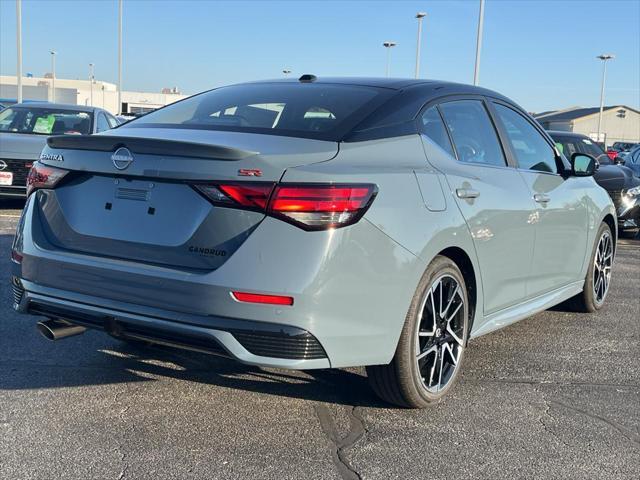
570, 153, 597, 177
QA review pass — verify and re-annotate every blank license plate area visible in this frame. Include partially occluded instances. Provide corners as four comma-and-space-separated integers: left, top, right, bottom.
55, 176, 211, 246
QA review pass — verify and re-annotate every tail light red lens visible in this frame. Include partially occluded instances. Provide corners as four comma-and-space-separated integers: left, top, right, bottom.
194, 182, 377, 230
26, 162, 68, 197
269, 184, 377, 230
194, 183, 274, 211
231, 291, 294, 306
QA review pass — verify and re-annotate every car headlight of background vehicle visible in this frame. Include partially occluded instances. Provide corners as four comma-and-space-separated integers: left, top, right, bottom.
624, 185, 640, 197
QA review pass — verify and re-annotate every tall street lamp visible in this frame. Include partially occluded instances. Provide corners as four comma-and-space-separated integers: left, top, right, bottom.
415, 12, 426, 78
596, 54, 615, 145
383, 41, 397, 78
16, 0, 23, 103
473, 0, 485, 85
50, 50, 57, 102
89, 63, 95, 106
117, 0, 123, 114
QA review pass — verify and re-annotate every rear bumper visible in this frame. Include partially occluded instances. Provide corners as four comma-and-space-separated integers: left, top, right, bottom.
12, 193, 425, 368
13, 277, 330, 369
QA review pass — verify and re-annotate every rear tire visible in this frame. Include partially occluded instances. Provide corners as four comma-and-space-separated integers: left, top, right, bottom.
367, 255, 470, 408
571, 222, 614, 313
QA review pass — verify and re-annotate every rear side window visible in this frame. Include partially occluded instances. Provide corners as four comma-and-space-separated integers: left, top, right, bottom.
96, 113, 110, 133
493, 104, 557, 173
125, 83, 393, 141
419, 106, 455, 157
439, 100, 506, 167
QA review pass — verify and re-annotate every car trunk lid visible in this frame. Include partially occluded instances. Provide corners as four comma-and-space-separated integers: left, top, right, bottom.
35, 129, 338, 270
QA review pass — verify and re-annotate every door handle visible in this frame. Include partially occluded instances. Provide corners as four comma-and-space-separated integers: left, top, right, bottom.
533, 193, 550, 204
456, 188, 480, 199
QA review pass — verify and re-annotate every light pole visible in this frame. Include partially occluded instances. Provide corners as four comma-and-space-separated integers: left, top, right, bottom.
473, 0, 485, 85
415, 12, 426, 78
596, 54, 614, 145
282, 69, 291, 77
383, 41, 397, 78
16, 0, 23, 103
89, 63, 94, 106
50, 50, 57, 102
117, 0, 123, 114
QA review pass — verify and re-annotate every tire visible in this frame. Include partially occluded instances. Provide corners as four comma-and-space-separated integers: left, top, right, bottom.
571, 222, 614, 313
366, 255, 470, 408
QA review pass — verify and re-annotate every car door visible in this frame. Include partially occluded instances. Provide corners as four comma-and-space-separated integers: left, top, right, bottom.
490, 101, 589, 296
420, 99, 537, 315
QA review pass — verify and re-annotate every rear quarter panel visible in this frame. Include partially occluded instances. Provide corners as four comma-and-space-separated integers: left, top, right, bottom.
282, 134, 485, 340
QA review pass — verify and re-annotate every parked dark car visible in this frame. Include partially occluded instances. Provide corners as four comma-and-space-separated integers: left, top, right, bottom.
622, 145, 640, 177
611, 141, 638, 152
550, 131, 640, 233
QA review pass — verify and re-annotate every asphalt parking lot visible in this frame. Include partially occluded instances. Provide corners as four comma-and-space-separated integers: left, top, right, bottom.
1, 199, 638, 480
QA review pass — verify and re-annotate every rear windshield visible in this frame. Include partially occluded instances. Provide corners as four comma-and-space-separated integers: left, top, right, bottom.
0, 107, 93, 135
123, 83, 393, 141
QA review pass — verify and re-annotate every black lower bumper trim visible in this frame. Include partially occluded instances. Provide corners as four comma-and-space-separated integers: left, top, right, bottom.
27, 300, 327, 360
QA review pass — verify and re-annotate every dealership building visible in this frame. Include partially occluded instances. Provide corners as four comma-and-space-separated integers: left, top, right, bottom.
0, 75, 188, 115
535, 105, 640, 147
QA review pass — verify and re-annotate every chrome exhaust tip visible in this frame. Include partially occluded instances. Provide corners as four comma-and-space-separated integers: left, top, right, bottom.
36, 318, 87, 341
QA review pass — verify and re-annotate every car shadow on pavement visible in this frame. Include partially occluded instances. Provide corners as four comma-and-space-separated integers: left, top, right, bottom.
1, 328, 385, 408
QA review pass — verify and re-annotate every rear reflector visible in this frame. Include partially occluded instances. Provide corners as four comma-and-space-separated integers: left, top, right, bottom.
26, 162, 69, 197
231, 291, 294, 306
194, 182, 377, 230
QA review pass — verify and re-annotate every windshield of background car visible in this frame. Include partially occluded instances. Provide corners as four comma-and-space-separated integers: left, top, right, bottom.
554, 135, 610, 164
0, 107, 93, 135
123, 83, 394, 141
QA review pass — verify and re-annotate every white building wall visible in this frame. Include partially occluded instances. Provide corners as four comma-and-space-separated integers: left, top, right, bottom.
571, 108, 640, 145
0, 75, 187, 115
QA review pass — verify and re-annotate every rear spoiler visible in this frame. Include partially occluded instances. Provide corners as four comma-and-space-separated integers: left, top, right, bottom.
46, 135, 257, 161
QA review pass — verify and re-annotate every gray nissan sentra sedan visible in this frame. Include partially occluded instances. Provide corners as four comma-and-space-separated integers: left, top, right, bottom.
11, 77, 616, 408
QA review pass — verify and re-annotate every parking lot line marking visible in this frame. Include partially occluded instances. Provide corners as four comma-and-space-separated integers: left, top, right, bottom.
0, 214, 21, 218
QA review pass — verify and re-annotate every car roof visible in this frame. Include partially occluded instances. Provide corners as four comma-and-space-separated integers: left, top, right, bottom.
10, 102, 98, 113
245, 76, 510, 98
546, 130, 590, 139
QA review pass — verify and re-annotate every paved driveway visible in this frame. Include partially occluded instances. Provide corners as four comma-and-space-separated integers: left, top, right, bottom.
1, 199, 638, 479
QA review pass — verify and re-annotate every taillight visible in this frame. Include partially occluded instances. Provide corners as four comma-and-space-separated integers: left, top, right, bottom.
26, 162, 68, 196
194, 182, 377, 230
194, 183, 274, 211
269, 184, 377, 230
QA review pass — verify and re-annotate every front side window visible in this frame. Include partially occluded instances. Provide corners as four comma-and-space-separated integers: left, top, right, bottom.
439, 100, 506, 167
0, 107, 92, 135
493, 103, 557, 173
125, 83, 393, 141
419, 106, 455, 157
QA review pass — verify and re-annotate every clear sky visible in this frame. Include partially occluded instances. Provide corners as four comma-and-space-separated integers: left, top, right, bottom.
0, 0, 638, 113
